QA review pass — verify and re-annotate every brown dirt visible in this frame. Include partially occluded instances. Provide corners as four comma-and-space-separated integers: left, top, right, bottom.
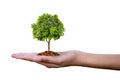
38, 51, 59, 56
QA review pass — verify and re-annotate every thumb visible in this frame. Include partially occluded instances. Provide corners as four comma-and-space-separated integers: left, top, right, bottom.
40, 56, 63, 65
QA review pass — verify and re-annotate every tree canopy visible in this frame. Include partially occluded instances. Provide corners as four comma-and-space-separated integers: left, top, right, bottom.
31, 13, 65, 42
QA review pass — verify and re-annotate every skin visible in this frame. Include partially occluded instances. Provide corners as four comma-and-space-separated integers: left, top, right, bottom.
12, 50, 120, 70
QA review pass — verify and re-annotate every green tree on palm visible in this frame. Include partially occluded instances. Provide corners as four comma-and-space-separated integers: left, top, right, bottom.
31, 13, 65, 52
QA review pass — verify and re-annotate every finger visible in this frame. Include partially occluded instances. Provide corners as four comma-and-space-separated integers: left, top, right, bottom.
37, 62, 60, 68
12, 53, 42, 62
40, 55, 63, 65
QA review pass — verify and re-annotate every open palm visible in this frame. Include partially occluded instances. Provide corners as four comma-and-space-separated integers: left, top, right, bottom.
12, 51, 78, 68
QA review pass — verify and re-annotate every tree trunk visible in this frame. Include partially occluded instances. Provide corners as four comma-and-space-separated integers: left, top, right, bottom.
48, 40, 50, 51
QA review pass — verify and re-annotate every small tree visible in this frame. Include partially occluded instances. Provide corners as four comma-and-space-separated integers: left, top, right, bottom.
31, 13, 65, 52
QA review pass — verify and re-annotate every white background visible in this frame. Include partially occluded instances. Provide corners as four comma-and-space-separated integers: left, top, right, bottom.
0, 0, 120, 80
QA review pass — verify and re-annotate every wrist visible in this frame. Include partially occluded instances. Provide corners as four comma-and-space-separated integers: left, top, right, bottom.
72, 51, 92, 66
69, 51, 87, 66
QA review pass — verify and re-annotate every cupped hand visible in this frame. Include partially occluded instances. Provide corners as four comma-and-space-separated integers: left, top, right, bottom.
12, 50, 80, 68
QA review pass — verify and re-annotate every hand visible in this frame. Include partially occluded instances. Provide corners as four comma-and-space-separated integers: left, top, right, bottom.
12, 50, 120, 70
12, 50, 81, 68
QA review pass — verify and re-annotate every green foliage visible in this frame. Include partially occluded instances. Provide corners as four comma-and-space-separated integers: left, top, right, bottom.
31, 13, 65, 42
